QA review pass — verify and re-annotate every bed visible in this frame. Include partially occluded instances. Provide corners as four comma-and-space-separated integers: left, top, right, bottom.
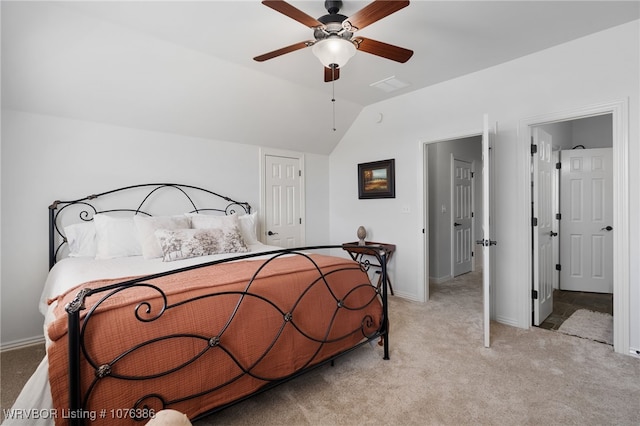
8, 183, 389, 425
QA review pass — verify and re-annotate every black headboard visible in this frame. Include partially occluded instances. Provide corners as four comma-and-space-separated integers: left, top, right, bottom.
48, 183, 251, 269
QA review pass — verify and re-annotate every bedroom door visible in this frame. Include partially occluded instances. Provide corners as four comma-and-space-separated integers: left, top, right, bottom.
532, 127, 556, 325
264, 154, 303, 248
479, 114, 495, 348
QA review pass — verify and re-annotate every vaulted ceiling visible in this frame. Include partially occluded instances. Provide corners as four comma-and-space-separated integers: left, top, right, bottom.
2, 1, 639, 154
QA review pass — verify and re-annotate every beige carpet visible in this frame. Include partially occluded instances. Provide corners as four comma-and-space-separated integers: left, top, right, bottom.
194, 271, 640, 425
557, 309, 614, 345
2, 270, 639, 425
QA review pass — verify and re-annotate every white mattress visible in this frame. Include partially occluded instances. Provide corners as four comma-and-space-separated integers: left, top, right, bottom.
6, 243, 284, 426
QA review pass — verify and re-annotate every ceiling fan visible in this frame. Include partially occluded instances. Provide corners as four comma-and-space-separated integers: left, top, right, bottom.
254, 0, 413, 82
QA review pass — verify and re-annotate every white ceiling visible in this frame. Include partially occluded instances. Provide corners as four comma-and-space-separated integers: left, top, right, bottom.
2, 1, 639, 154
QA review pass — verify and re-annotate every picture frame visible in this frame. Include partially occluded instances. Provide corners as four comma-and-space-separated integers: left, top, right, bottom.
358, 159, 395, 199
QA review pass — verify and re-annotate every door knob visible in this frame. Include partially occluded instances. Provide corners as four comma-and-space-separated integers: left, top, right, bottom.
454, 222, 462, 227
550, 231, 558, 237
267, 231, 278, 236
601, 226, 613, 231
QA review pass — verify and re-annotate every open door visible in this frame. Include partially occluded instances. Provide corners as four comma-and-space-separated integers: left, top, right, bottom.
478, 114, 495, 348
532, 127, 556, 325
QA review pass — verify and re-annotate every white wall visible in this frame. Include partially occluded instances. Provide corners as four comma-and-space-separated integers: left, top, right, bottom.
572, 115, 614, 148
541, 114, 612, 150
0, 111, 330, 348
329, 21, 639, 351
302, 152, 330, 245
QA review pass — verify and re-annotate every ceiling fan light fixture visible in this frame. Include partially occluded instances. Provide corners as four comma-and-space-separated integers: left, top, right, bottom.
312, 37, 356, 68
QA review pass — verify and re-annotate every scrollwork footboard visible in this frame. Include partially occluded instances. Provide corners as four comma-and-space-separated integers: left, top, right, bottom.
50, 246, 389, 425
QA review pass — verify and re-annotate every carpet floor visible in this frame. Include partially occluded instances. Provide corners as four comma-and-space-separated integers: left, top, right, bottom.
196, 271, 640, 425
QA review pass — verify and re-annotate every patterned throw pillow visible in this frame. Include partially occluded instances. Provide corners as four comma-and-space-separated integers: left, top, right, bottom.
189, 212, 259, 244
155, 227, 248, 262
134, 215, 192, 259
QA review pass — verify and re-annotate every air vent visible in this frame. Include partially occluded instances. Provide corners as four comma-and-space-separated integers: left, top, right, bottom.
370, 76, 410, 93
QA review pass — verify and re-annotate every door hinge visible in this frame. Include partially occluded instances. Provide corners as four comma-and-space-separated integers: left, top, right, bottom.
299, 218, 302, 225
531, 144, 538, 155
556, 264, 561, 271
298, 170, 302, 177
556, 162, 562, 169
532, 289, 538, 300
556, 213, 561, 220
532, 217, 538, 226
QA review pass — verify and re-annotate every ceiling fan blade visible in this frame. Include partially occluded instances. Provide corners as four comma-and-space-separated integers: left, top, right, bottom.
262, 0, 324, 28
355, 37, 413, 63
343, 0, 410, 31
253, 41, 312, 62
324, 66, 340, 82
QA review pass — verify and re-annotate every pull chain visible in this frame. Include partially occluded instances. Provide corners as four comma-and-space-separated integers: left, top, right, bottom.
331, 66, 336, 131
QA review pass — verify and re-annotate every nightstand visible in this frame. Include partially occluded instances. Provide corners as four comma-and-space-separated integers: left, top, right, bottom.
342, 241, 395, 295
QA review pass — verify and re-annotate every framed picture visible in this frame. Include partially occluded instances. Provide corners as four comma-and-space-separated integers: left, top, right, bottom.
358, 159, 395, 199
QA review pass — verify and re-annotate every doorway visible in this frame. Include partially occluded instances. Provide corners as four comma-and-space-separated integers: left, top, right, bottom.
424, 132, 490, 346
522, 99, 629, 355
426, 136, 483, 285
532, 114, 614, 331
423, 117, 495, 348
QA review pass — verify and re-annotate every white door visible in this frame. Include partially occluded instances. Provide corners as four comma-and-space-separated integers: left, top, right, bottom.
452, 158, 473, 277
479, 115, 494, 348
264, 154, 303, 248
532, 128, 556, 325
551, 150, 560, 292
560, 148, 613, 293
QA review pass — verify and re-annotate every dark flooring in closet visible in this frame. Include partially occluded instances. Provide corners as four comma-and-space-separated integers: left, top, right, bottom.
539, 289, 613, 330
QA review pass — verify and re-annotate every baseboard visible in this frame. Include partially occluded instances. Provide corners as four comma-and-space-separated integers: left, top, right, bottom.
430, 275, 453, 284
392, 290, 422, 303
1, 335, 45, 353
495, 315, 520, 328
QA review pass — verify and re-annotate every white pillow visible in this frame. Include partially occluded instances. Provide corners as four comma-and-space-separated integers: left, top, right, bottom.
64, 221, 97, 257
238, 212, 259, 244
155, 227, 248, 262
134, 215, 191, 259
189, 213, 240, 231
93, 214, 142, 259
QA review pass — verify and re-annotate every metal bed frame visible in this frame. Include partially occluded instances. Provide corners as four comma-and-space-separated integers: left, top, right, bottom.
47, 183, 390, 424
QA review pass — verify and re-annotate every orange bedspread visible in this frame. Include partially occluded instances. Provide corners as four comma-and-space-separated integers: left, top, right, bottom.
47, 253, 383, 424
